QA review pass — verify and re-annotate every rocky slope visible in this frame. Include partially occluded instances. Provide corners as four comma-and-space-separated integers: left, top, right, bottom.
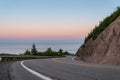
76, 16, 120, 65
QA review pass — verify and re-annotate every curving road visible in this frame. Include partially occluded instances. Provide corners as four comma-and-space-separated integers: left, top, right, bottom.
9, 56, 120, 80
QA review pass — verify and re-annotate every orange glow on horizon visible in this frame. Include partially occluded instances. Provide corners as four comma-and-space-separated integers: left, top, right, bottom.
0, 20, 94, 39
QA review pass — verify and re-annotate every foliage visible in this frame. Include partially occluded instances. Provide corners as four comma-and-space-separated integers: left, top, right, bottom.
58, 49, 63, 54
24, 44, 70, 56
64, 51, 70, 55
24, 49, 31, 55
85, 7, 120, 43
31, 43, 38, 55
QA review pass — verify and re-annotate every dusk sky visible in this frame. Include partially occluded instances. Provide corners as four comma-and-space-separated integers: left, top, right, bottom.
0, 0, 120, 40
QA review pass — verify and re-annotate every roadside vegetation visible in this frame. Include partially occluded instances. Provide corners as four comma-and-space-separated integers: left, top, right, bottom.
0, 43, 70, 62
85, 7, 120, 43
24, 43, 70, 56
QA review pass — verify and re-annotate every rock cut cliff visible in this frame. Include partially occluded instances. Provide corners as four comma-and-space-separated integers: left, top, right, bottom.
76, 10, 120, 65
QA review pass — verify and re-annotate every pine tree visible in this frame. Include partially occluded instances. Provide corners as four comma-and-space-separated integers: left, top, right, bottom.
31, 43, 38, 55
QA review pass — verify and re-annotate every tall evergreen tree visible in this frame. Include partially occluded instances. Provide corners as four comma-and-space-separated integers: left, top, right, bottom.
31, 43, 38, 55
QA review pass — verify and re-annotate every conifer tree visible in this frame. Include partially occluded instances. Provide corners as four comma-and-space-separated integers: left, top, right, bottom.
31, 43, 38, 55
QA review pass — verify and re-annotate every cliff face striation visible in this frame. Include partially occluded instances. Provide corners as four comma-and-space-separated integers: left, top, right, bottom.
76, 10, 120, 65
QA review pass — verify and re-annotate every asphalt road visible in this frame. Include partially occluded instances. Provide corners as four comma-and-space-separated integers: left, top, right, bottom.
0, 62, 12, 80
10, 56, 120, 80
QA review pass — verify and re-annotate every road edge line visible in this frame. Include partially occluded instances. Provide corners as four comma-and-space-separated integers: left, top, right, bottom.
21, 61, 53, 80
72, 57, 75, 61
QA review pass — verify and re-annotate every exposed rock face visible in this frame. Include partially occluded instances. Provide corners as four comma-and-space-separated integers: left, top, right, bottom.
76, 16, 120, 65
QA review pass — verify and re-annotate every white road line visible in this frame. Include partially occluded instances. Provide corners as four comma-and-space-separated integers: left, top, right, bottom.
21, 61, 53, 80
72, 57, 75, 61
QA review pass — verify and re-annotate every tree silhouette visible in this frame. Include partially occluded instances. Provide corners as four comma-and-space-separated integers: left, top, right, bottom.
58, 49, 63, 54
24, 49, 31, 55
46, 48, 52, 53
23, 44, 70, 56
31, 43, 38, 55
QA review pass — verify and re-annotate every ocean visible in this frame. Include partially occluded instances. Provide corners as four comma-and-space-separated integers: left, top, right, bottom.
0, 39, 83, 54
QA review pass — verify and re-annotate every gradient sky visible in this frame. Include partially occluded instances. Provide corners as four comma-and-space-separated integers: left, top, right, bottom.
0, 0, 120, 40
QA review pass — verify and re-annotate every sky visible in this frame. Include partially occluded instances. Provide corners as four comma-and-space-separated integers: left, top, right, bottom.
0, 0, 120, 40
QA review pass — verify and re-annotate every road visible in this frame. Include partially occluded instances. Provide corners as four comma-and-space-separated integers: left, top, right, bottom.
9, 56, 120, 80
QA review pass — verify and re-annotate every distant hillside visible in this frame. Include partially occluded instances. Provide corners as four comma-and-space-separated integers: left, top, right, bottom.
76, 7, 120, 65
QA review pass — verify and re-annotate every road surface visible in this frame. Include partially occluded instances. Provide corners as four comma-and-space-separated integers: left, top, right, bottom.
9, 56, 120, 80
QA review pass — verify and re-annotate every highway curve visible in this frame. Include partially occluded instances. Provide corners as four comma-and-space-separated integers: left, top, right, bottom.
9, 56, 120, 80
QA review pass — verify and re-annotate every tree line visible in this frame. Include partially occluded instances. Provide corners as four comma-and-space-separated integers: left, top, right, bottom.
24, 43, 70, 56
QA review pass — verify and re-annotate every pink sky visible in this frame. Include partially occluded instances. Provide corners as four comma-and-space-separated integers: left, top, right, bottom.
1, 0, 118, 40
0, 20, 94, 39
